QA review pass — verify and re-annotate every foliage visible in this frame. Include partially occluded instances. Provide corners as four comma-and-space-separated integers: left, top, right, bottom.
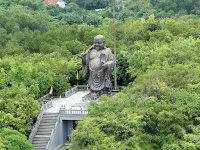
61, 145, 72, 150
72, 76, 200, 149
0, 42, 79, 136
86, 14, 103, 27
1, 1, 200, 149
1, 0, 200, 34
62, 13, 83, 25
65, 0, 111, 10
70, 13, 200, 150
0, 128, 34, 150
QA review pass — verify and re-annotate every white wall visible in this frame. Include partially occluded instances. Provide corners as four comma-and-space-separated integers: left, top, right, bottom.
56, 0, 66, 8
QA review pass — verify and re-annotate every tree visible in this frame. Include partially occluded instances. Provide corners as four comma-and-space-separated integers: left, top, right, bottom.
115, 54, 133, 86
62, 13, 83, 25
64, 2, 80, 13
117, 9, 134, 22
84, 0, 110, 10
86, 14, 103, 26
72, 77, 200, 149
0, 128, 34, 150
62, 40, 87, 55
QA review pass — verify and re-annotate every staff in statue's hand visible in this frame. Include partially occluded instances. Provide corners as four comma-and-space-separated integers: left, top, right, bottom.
78, 53, 87, 58
78, 53, 87, 64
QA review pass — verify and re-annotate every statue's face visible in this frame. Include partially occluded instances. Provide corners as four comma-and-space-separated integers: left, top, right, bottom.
94, 38, 105, 51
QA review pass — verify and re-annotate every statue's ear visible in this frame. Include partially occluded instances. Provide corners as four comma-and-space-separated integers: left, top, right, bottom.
103, 40, 106, 46
103, 41, 106, 48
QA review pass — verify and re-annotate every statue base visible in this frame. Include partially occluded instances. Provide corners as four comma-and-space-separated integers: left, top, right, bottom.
82, 88, 115, 101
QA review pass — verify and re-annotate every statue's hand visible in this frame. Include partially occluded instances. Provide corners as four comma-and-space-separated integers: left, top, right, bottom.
102, 63, 108, 69
78, 53, 87, 58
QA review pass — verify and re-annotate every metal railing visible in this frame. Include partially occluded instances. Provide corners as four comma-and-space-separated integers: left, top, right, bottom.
40, 101, 53, 111
77, 85, 89, 91
29, 101, 53, 143
37, 93, 53, 104
60, 106, 88, 115
53, 86, 79, 98
46, 117, 59, 150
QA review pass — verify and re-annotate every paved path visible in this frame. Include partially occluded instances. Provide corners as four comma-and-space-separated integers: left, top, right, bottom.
45, 91, 89, 113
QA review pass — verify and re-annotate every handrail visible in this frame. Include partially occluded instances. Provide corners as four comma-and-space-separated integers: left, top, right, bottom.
53, 86, 79, 98
37, 93, 53, 104
40, 101, 53, 111
29, 101, 53, 143
77, 85, 89, 91
46, 116, 59, 150
60, 106, 88, 115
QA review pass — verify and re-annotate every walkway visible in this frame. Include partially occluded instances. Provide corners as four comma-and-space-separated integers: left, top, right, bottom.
45, 91, 90, 113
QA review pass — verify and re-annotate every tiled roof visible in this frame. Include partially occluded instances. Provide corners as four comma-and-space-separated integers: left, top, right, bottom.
43, 0, 59, 4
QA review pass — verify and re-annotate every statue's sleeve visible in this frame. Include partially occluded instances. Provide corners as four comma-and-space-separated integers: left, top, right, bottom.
82, 46, 93, 75
82, 55, 89, 75
106, 48, 114, 77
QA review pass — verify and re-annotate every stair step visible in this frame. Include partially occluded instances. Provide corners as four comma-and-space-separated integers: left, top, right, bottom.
41, 118, 57, 120
42, 116, 58, 120
43, 113, 59, 116
43, 112, 59, 114
38, 128, 53, 132
34, 146, 47, 149
33, 137, 49, 141
40, 122, 56, 126
40, 124, 56, 127
38, 125, 55, 129
37, 132, 51, 135
32, 140, 49, 144
37, 130, 52, 133
43, 114, 58, 116
39, 122, 56, 125
41, 119, 57, 123
33, 136, 50, 141
33, 145, 48, 148
33, 143, 48, 147
33, 139, 49, 142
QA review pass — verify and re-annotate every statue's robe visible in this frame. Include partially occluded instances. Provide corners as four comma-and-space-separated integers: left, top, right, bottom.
81, 46, 113, 91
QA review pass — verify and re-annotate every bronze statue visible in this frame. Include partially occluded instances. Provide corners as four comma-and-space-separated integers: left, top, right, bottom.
79, 35, 113, 92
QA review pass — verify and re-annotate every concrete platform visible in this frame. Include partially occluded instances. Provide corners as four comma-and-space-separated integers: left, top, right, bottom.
45, 91, 90, 113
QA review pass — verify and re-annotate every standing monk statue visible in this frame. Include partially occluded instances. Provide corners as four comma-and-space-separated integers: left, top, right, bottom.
79, 35, 114, 92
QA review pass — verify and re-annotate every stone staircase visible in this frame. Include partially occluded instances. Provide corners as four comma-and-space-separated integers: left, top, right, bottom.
32, 113, 59, 150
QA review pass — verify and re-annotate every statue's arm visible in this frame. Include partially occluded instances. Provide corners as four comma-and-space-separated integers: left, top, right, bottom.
107, 49, 114, 66
102, 49, 114, 69
78, 53, 87, 64
79, 53, 88, 75
79, 46, 93, 75
79, 45, 93, 64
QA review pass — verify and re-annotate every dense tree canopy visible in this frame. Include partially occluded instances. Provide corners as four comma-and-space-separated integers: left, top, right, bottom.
1, 0, 200, 35
0, 128, 34, 150
1, 0, 200, 149
71, 16, 200, 149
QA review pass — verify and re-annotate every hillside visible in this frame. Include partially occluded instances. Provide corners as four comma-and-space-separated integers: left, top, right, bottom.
0, 0, 200, 149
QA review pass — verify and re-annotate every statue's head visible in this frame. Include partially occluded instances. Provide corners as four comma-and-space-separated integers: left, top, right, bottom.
94, 35, 105, 50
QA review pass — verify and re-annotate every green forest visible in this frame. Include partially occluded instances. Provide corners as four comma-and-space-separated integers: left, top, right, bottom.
0, 0, 200, 149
